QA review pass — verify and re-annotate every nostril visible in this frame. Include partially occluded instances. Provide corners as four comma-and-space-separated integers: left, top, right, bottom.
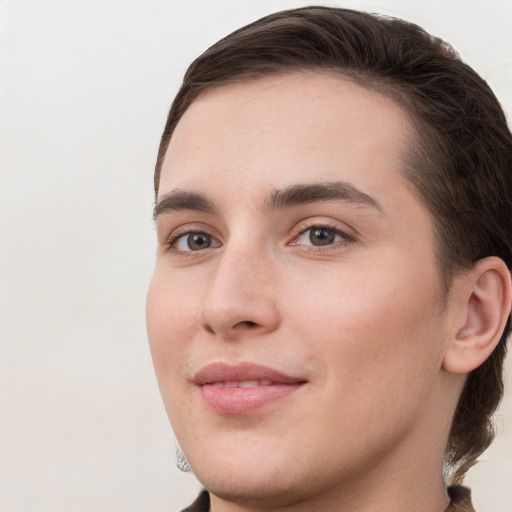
236, 320, 259, 329
202, 320, 258, 334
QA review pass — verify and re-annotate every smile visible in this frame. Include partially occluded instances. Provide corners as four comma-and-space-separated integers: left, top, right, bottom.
194, 363, 307, 415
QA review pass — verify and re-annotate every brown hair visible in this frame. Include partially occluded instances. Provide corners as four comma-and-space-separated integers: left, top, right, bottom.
154, 6, 512, 483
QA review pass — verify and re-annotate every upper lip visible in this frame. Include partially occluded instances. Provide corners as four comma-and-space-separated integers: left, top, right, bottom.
193, 362, 306, 385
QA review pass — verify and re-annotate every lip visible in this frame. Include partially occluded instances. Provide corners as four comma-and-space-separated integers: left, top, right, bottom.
193, 362, 307, 415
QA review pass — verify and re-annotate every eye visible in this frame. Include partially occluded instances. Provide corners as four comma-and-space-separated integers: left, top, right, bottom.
170, 231, 222, 252
294, 225, 351, 247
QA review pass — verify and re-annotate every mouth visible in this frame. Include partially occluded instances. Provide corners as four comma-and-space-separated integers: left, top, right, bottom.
193, 362, 307, 415
209, 379, 279, 388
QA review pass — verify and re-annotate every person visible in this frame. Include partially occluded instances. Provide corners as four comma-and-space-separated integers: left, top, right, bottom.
146, 6, 512, 512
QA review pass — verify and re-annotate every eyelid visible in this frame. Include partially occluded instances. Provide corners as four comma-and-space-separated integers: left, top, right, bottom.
160, 218, 355, 255
164, 224, 222, 253
286, 220, 357, 253
171, 232, 221, 251
291, 219, 356, 241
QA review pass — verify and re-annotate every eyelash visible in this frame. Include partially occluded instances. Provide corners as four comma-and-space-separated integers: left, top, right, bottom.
164, 223, 355, 256
165, 227, 221, 257
292, 223, 355, 251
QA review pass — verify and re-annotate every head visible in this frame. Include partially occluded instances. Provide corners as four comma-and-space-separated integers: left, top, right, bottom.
148, 5, 512, 498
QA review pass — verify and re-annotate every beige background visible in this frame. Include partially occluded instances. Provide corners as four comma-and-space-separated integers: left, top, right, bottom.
1, 0, 511, 510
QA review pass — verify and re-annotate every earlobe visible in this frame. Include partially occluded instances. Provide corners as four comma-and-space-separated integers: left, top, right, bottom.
443, 257, 512, 375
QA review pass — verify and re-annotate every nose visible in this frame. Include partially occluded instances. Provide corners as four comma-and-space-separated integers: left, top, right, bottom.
198, 244, 280, 339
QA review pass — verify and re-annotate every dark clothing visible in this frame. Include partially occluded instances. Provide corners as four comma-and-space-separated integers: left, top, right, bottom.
447, 485, 475, 512
181, 485, 475, 511
181, 490, 209, 512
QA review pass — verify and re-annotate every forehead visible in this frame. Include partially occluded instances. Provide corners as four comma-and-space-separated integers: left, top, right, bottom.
159, 72, 416, 210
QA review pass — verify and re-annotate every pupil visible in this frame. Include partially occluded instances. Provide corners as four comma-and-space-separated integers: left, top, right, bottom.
310, 228, 335, 246
188, 233, 211, 250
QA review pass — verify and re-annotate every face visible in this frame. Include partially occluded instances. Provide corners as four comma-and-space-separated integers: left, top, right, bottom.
147, 73, 455, 508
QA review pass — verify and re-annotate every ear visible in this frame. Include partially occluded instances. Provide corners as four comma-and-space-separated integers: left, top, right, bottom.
443, 257, 512, 374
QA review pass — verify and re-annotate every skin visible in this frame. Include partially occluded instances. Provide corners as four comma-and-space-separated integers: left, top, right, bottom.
147, 73, 477, 512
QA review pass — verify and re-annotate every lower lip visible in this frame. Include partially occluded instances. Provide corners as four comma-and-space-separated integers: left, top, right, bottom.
200, 383, 303, 415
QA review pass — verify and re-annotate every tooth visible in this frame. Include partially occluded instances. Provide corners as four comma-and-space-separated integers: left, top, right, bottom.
238, 381, 260, 388
211, 381, 237, 387
209, 380, 278, 388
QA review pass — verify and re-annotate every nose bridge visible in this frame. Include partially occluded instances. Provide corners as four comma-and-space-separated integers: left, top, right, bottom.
199, 238, 279, 337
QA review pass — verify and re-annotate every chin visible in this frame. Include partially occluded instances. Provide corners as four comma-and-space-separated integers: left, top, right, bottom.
193, 464, 310, 509
182, 434, 313, 505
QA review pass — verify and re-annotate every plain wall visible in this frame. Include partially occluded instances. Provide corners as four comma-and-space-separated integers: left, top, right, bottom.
1, 1, 511, 510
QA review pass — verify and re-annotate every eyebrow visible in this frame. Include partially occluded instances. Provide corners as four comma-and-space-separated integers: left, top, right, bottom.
154, 180, 382, 220
264, 181, 382, 212
153, 190, 217, 220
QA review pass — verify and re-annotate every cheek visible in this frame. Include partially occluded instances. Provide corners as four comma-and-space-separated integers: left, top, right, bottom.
286, 255, 444, 390
146, 270, 199, 377
146, 273, 205, 436
283, 266, 445, 462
